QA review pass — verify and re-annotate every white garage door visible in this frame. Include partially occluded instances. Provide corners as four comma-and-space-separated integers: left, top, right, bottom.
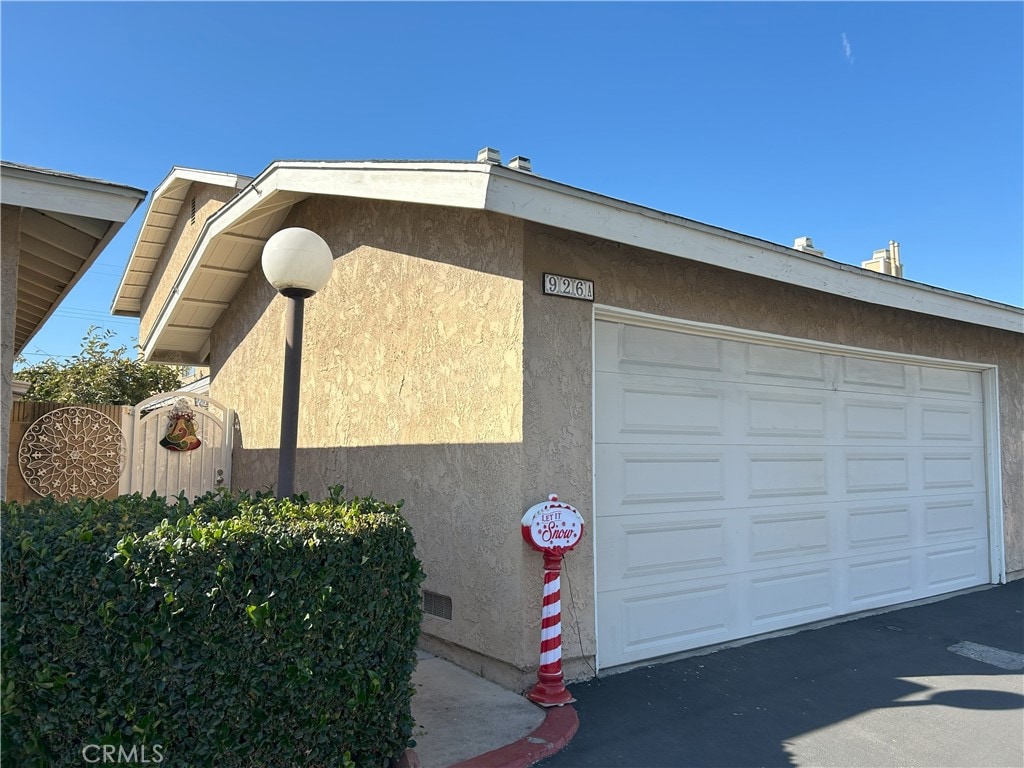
595, 320, 991, 669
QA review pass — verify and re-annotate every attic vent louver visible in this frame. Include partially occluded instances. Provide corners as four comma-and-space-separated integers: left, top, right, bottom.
422, 590, 452, 620
190, 197, 197, 226
477, 147, 501, 164
508, 156, 532, 172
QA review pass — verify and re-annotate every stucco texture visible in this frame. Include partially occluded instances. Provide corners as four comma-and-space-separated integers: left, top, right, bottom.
201, 195, 1020, 689
2, 204, 21, 498
210, 197, 531, 683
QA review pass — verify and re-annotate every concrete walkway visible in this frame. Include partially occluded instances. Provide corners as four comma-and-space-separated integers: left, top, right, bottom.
410, 651, 570, 768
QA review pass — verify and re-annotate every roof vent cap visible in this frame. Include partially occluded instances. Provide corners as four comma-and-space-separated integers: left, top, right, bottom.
793, 236, 824, 257
477, 147, 501, 164
508, 156, 532, 172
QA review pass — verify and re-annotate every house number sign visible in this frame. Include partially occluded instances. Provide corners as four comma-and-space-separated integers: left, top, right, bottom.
543, 273, 594, 302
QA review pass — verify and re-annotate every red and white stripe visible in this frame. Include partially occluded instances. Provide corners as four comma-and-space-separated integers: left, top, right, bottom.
538, 567, 562, 672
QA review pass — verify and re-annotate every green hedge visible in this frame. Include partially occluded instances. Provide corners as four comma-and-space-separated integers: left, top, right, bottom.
1, 488, 424, 767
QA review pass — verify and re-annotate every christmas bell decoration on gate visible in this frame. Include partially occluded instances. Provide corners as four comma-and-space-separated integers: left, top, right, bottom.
160, 398, 202, 452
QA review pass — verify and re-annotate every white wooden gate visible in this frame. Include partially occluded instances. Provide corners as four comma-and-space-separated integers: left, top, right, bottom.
120, 391, 233, 500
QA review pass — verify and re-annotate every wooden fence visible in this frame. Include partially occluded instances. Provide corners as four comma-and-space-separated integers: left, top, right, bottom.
5, 401, 130, 504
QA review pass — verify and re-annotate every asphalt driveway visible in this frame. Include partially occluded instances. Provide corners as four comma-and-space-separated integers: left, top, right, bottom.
539, 580, 1024, 768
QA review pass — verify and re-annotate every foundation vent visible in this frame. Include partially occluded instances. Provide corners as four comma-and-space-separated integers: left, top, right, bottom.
423, 590, 453, 620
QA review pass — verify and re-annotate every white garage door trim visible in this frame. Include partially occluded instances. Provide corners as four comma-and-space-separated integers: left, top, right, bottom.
592, 306, 1005, 671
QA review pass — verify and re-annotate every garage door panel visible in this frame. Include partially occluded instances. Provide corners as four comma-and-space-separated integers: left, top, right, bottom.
594, 372, 726, 441
922, 449, 985, 492
844, 452, 911, 494
595, 511, 733, 591
745, 343, 827, 384
920, 403, 981, 442
750, 509, 831, 562
846, 503, 914, 549
924, 496, 987, 539
918, 366, 982, 400
598, 581, 735, 665
843, 400, 909, 440
840, 356, 910, 392
749, 452, 830, 499
594, 320, 991, 670
847, 555, 916, 608
746, 393, 828, 438
596, 322, 725, 376
925, 542, 989, 590
749, 566, 834, 629
597, 445, 727, 510
598, 373, 840, 445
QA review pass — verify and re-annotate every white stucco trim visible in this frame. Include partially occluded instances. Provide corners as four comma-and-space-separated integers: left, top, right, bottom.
589, 303, 602, 671
593, 304, 1007, 589
982, 368, 1006, 584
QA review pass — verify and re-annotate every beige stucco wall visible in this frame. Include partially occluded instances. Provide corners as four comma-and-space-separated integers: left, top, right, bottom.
197, 194, 1020, 690
139, 183, 238, 346
210, 197, 533, 686
1, 204, 21, 499
520, 221, 1024, 677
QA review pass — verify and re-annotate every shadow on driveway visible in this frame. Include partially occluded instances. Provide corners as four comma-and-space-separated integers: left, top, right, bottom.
539, 581, 1024, 768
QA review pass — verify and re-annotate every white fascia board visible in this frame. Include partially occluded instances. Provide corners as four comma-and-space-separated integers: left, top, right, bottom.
112, 167, 253, 316
151, 167, 252, 199
483, 168, 1023, 334
265, 161, 491, 209
0, 165, 145, 222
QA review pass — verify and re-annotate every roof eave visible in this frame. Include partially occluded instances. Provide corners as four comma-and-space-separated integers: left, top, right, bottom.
140, 159, 1023, 363
110, 167, 253, 317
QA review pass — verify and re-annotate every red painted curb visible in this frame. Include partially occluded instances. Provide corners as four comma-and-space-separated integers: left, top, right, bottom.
447, 704, 579, 768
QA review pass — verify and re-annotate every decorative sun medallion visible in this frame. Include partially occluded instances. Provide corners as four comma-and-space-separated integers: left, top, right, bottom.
18, 406, 125, 500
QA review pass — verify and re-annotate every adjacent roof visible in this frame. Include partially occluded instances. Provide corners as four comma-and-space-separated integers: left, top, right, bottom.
114, 159, 1024, 365
111, 167, 252, 316
1, 161, 146, 354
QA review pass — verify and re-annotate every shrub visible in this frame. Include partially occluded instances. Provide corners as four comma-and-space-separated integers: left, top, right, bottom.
1, 488, 424, 767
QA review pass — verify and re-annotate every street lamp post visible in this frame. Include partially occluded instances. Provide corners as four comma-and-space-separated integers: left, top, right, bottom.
261, 228, 334, 498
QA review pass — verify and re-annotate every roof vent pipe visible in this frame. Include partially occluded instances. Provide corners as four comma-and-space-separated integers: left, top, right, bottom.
477, 147, 501, 164
862, 241, 904, 278
508, 156, 532, 172
793, 236, 824, 257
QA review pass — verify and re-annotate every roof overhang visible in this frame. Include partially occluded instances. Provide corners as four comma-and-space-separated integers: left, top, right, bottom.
1, 161, 146, 355
134, 159, 1024, 364
111, 167, 252, 317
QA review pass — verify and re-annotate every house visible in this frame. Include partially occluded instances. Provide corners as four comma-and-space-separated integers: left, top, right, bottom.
113, 152, 1023, 689
1, 161, 146, 499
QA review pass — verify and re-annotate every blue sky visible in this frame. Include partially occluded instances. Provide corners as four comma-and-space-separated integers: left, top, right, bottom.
3, 1, 1022, 364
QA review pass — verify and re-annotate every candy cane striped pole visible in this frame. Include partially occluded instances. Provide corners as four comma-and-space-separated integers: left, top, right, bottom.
526, 550, 575, 706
